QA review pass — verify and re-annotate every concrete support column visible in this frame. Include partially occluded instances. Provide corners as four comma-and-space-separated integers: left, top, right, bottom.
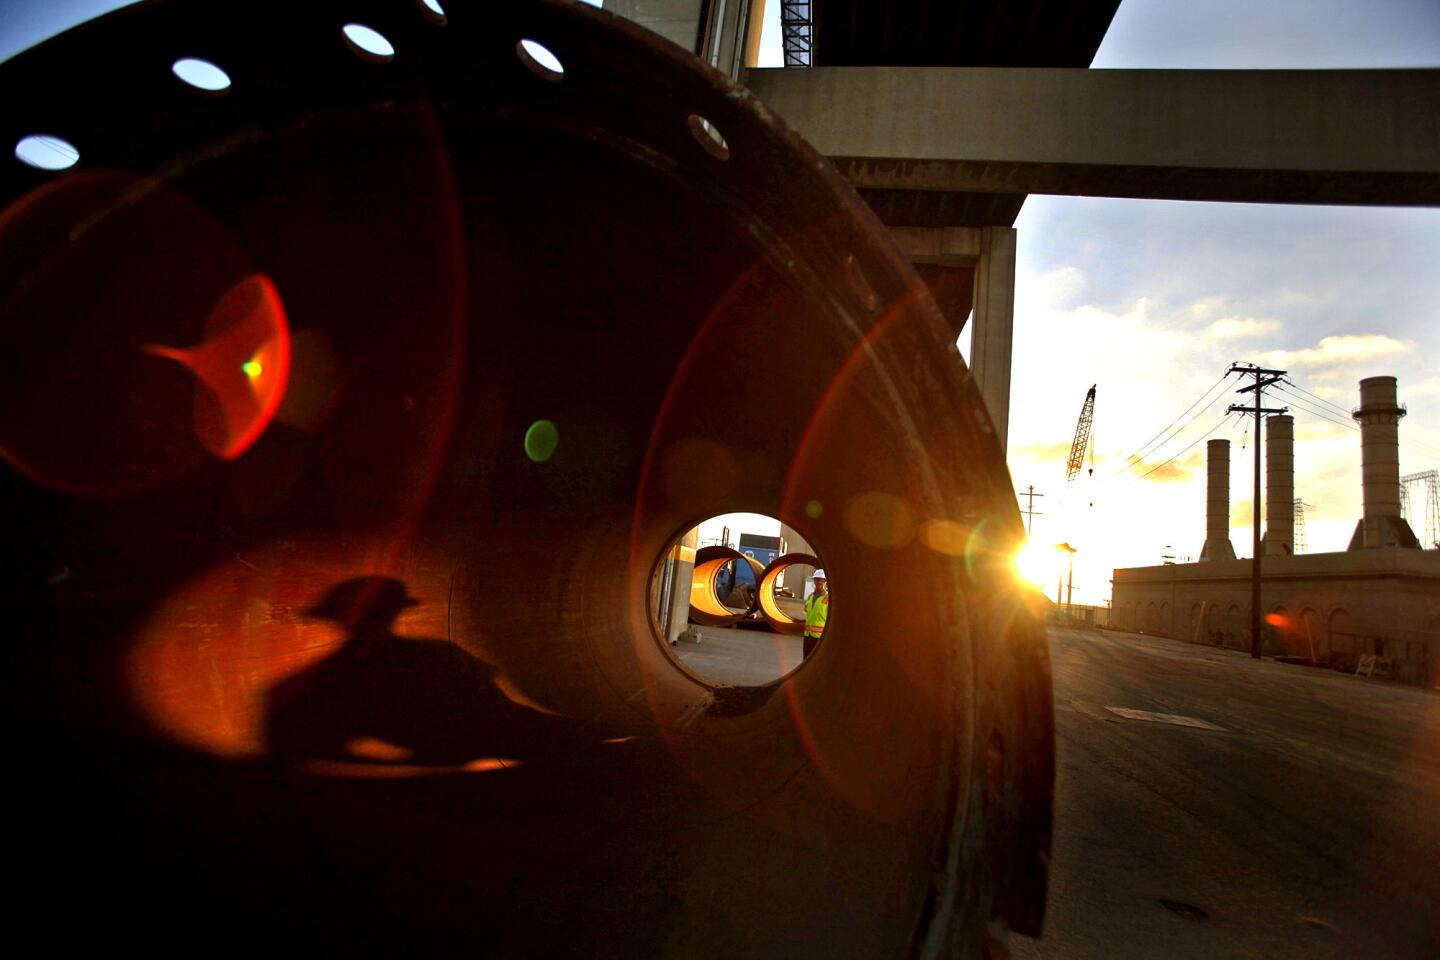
1200, 439, 1236, 560
888, 226, 981, 341
971, 226, 1016, 452
662, 526, 698, 643
1263, 415, 1295, 555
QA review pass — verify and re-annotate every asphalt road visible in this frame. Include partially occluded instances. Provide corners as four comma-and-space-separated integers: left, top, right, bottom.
672, 622, 804, 685
1014, 627, 1440, 959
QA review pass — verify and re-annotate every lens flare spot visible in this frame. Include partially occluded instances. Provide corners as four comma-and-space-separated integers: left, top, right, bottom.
524, 419, 559, 462
805, 499, 823, 519
144, 274, 290, 460
346, 736, 414, 762
922, 518, 970, 557
843, 491, 917, 549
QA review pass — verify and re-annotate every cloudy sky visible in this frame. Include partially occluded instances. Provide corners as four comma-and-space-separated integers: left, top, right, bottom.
4, 1, 1438, 605
1004, 0, 1440, 603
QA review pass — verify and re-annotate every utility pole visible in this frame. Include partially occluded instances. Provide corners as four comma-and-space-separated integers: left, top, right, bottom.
1020, 485, 1044, 538
1057, 542, 1077, 621
1228, 363, 1287, 659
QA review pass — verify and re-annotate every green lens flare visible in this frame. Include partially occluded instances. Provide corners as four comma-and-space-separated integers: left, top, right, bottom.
805, 499, 823, 519
524, 419, 559, 462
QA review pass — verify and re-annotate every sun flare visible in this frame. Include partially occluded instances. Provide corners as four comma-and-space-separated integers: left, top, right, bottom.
1013, 541, 1063, 591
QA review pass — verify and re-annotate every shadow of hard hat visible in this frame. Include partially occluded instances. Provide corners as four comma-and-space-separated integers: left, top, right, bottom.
304, 576, 420, 622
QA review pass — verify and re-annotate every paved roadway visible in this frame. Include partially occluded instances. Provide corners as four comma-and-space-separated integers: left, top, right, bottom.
672, 623, 804, 685
1015, 627, 1440, 959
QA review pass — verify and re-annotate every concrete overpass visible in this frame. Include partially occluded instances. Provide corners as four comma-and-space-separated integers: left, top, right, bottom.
747, 65, 1440, 446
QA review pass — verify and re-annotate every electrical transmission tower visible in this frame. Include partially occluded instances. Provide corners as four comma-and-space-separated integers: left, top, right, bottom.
1400, 470, 1440, 548
1293, 499, 1309, 554
1066, 385, 1096, 482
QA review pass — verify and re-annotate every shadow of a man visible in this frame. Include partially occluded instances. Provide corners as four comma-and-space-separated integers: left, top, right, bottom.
266, 576, 593, 769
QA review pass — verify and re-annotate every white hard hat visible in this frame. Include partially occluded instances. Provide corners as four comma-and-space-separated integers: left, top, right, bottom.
812, 569, 827, 580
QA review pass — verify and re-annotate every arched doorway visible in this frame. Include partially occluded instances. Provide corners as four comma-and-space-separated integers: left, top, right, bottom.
1329, 608, 1357, 670
1299, 607, 1322, 662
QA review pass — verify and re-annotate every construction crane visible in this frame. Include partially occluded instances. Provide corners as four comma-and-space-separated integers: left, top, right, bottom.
1066, 385, 1097, 482
1400, 470, 1440, 548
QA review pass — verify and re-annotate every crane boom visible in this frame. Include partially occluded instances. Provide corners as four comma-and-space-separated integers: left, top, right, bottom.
1066, 385, 1096, 482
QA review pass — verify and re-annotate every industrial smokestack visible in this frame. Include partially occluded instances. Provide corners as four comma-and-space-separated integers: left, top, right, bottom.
1349, 376, 1420, 549
1200, 438, 1236, 561
1263, 415, 1294, 555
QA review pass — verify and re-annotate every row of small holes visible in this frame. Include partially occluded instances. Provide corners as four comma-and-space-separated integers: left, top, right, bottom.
11, 7, 878, 313
12, 4, 731, 184
11, 2, 448, 171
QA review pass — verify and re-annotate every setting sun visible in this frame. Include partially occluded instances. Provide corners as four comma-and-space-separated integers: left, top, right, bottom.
1013, 541, 1063, 591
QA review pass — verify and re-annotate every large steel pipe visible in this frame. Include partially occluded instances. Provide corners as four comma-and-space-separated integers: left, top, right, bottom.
689, 544, 763, 626
758, 551, 822, 635
0, 1, 1053, 955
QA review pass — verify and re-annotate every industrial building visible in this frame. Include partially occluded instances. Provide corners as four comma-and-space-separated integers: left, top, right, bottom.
1112, 376, 1440, 685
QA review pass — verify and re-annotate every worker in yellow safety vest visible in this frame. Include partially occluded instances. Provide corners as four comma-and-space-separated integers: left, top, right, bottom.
803, 569, 828, 658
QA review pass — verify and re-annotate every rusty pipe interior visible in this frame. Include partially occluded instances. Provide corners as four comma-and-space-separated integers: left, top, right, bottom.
0, 0, 1054, 954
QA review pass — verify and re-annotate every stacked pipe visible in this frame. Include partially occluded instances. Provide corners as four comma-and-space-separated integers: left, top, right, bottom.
687, 545, 765, 626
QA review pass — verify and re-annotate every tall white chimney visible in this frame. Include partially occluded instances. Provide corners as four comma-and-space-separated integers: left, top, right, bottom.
1200, 438, 1236, 560
1348, 376, 1419, 549
1263, 415, 1294, 555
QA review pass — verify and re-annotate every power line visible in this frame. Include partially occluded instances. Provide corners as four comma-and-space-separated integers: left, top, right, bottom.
1104, 411, 1241, 486
1276, 385, 1440, 464
1280, 378, 1352, 417
1099, 371, 1234, 481
1273, 386, 1359, 432
1281, 379, 1440, 460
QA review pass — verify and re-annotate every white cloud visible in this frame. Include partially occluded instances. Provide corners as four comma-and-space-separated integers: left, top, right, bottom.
1403, 377, 1440, 399
1204, 315, 1280, 342
1006, 196, 1440, 603
1255, 334, 1413, 368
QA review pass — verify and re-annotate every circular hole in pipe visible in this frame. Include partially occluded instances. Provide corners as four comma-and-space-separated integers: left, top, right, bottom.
651, 514, 828, 686
14, 134, 79, 170
686, 114, 731, 161
172, 57, 232, 92
517, 38, 564, 80
342, 23, 396, 62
